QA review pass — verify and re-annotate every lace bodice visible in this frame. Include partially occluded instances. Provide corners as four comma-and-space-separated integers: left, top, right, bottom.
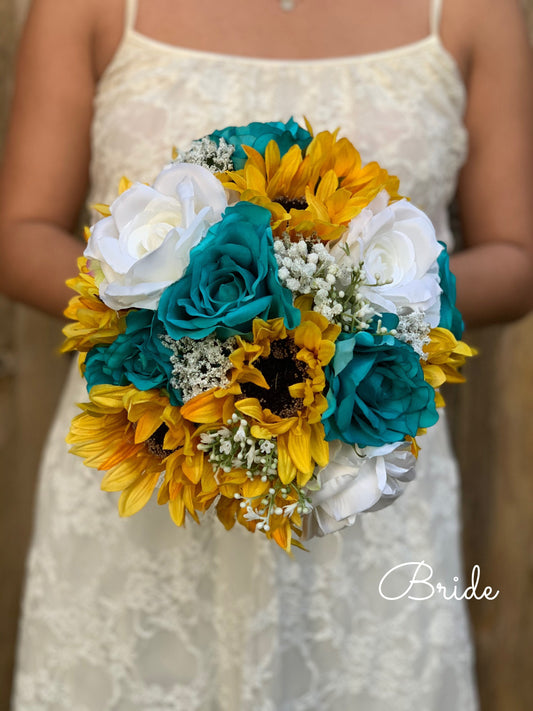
89, 1, 467, 248
12, 2, 479, 710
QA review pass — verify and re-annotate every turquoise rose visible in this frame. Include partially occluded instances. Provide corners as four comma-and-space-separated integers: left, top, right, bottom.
208, 118, 312, 170
437, 242, 464, 338
322, 331, 438, 447
157, 202, 300, 340
84, 310, 179, 405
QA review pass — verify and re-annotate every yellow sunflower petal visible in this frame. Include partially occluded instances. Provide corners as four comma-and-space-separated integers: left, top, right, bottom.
304, 186, 330, 223
287, 427, 313, 478
406, 436, 421, 458
245, 162, 268, 193
132, 410, 164, 443
216, 495, 239, 530
91, 202, 111, 217
242, 477, 270, 498
182, 450, 206, 484
100, 440, 145, 470
294, 294, 314, 312
118, 468, 161, 517
264, 139, 281, 181
88, 384, 131, 413
182, 485, 200, 523
118, 176, 133, 194
277, 434, 298, 485
181, 388, 230, 424
309, 422, 329, 468
422, 364, 447, 389
242, 145, 266, 173
100, 456, 147, 492
272, 521, 292, 552
434, 390, 446, 408
267, 144, 304, 198
316, 169, 339, 203
169, 494, 186, 527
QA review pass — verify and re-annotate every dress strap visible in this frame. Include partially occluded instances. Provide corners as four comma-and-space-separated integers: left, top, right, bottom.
429, 0, 443, 36
124, 0, 139, 32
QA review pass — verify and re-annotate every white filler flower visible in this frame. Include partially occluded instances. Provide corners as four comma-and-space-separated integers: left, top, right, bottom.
303, 440, 416, 539
85, 163, 227, 310
330, 198, 443, 326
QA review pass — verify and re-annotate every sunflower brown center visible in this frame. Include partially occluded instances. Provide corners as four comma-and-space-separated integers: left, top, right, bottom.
274, 195, 308, 212
240, 338, 308, 418
143, 424, 174, 459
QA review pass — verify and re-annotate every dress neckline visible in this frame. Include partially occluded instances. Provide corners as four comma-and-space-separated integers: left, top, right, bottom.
98, 27, 466, 104
127, 27, 442, 67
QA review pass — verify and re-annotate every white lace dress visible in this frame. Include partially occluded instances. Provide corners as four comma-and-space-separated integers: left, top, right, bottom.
12, 1, 480, 709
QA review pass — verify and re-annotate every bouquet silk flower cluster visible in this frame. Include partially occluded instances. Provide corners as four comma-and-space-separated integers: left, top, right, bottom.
63, 119, 474, 552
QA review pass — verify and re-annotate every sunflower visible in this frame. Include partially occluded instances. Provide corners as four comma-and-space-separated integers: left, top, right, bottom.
61, 256, 127, 353
234, 313, 340, 488
67, 384, 203, 520
157, 434, 219, 527
219, 129, 402, 240
422, 327, 477, 407
181, 313, 340, 489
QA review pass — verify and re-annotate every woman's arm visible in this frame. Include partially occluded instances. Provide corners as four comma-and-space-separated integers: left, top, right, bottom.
449, 0, 533, 327
0, 0, 119, 317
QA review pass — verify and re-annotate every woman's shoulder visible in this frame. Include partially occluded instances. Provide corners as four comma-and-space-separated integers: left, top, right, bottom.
441, 0, 531, 82
92, 0, 130, 79
20, 0, 127, 81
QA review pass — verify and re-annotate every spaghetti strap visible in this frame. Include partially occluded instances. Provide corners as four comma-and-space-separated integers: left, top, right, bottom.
124, 0, 139, 32
429, 0, 443, 36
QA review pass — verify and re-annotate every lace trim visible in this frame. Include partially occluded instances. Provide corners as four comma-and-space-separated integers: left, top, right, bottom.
125, 30, 448, 67
121, 0, 452, 72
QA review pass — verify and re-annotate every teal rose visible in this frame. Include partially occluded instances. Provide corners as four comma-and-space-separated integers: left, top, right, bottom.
84, 310, 179, 405
322, 331, 438, 447
208, 118, 312, 170
437, 242, 463, 338
157, 201, 300, 340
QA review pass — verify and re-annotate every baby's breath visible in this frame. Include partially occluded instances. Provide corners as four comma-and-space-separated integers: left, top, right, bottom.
198, 413, 278, 479
198, 414, 314, 529
395, 312, 432, 358
237, 482, 313, 532
175, 136, 235, 173
160, 334, 236, 402
274, 235, 376, 331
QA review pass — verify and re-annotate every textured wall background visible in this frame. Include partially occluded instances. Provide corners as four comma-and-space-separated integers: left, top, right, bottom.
0, 1, 532, 709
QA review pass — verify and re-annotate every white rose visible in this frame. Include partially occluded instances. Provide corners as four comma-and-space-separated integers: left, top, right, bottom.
85, 163, 227, 310
303, 440, 416, 539
330, 199, 443, 326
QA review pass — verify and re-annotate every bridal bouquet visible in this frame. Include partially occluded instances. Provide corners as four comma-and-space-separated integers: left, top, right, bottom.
63, 119, 474, 552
